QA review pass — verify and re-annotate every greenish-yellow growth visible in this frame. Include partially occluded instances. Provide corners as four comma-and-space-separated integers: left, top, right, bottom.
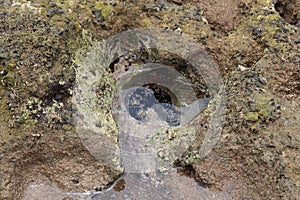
140, 18, 152, 28
245, 112, 259, 122
95, 2, 113, 19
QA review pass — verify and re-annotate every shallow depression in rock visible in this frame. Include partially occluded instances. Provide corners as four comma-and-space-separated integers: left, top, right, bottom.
70, 28, 226, 199
114, 63, 210, 130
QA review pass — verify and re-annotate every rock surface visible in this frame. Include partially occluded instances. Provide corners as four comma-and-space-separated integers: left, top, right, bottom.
0, 0, 299, 199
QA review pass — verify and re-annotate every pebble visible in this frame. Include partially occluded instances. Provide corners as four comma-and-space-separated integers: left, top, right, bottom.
172, 0, 183, 5
258, 76, 267, 85
31, 133, 41, 138
110, 1, 117, 6
252, 27, 262, 36
54, 93, 63, 100
0, 70, 8, 76
237, 65, 249, 71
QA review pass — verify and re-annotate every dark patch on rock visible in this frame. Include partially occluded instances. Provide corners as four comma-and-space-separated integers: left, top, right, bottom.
275, 0, 300, 26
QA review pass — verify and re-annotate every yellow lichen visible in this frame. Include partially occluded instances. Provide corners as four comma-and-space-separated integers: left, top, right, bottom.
244, 112, 259, 122
140, 18, 152, 28
95, 2, 113, 19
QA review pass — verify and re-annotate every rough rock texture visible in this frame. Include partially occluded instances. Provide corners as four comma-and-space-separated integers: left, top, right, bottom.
0, 0, 299, 199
